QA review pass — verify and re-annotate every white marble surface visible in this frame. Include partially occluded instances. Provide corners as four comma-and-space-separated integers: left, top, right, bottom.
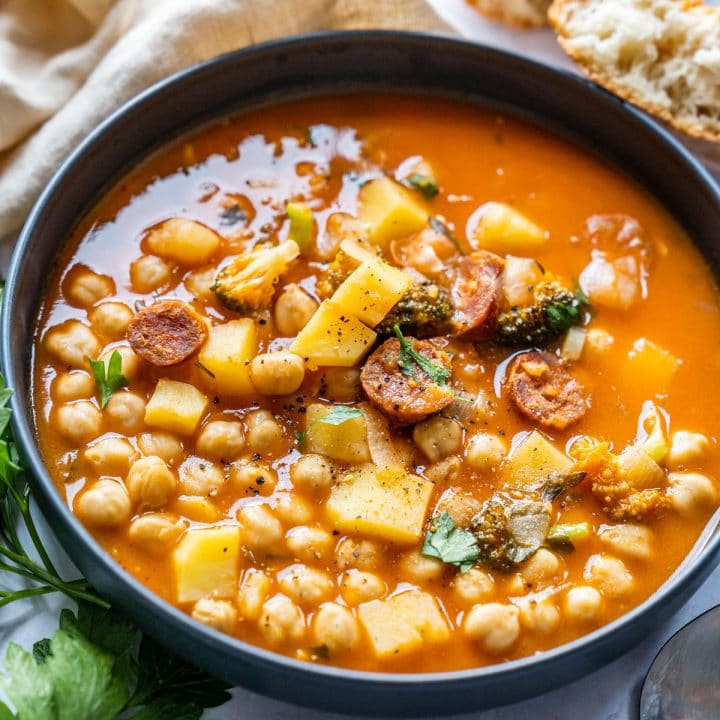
2, 5, 720, 719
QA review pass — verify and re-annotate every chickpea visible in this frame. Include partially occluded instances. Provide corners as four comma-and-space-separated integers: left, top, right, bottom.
184, 267, 216, 302
105, 391, 146, 433
278, 564, 334, 605
436, 490, 482, 528
564, 586, 603, 623
126, 455, 177, 508
178, 456, 224, 497
245, 409, 284, 456
668, 472, 718, 518
84, 436, 136, 474
88, 302, 133, 338
286, 525, 334, 563
137, 432, 183, 464
463, 603, 520, 655
197, 420, 245, 460
56, 401, 102, 443
258, 594, 305, 645
45, 321, 100, 368
65, 268, 114, 307
599, 524, 652, 561
128, 512, 184, 553
413, 417, 463, 463
521, 548, 561, 586
518, 599, 561, 635
53, 371, 94, 402
191, 598, 237, 634
238, 503, 284, 552
312, 603, 358, 656
321, 367, 361, 403
249, 352, 305, 396
334, 537, 380, 571
465, 432, 507, 471
228, 461, 277, 497
668, 432, 710, 469
340, 570, 386, 605
98, 345, 140, 381
504, 573, 527, 596
237, 568, 272, 620
399, 551, 445, 583
76, 479, 131, 528
274, 493, 314, 526
290, 454, 336, 492
425, 456, 462, 485
453, 568, 494, 605
130, 255, 172, 293
584, 554, 634, 597
274, 284, 318, 337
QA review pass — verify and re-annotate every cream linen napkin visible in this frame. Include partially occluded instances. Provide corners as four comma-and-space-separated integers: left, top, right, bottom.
0, 0, 448, 241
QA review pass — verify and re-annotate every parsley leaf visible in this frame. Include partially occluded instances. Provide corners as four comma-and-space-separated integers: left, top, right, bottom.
89, 350, 128, 408
428, 216, 465, 255
421, 512, 479, 573
545, 289, 591, 335
394, 325, 450, 386
403, 173, 438, 199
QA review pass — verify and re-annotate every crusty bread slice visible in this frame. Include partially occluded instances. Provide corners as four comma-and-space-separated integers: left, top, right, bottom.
549, 0, 720, 141
472, 0, 552, 28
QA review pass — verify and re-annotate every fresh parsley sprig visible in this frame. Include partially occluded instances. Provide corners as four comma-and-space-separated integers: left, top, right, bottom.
394, 325, 450, 386
421, 512, 479, 574
402, 173, 439, 199
89, 350, 128, 408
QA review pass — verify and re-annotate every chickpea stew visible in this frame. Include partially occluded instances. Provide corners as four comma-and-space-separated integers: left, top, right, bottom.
33, 95, 720, 673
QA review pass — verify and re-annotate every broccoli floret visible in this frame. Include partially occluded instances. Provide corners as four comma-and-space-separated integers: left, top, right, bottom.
375, 280, 453, 338
495, 280, 587, 346
213, 240, 299, 313
571, 437, 670, 522
472, 497, 551, 572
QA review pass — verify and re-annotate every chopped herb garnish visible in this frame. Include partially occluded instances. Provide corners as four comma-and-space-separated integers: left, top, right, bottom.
428, 216, 465, 255
194, 359, 216, 378
403, 173, 439, 199
421, 512, 479, 573
394, 325, 450, 386
89, 350, 128, 408
545, 289, 591, 335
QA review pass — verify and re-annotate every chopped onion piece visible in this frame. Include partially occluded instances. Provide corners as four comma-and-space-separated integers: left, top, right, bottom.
561, 326, 587, 361
501, 256, 543, 308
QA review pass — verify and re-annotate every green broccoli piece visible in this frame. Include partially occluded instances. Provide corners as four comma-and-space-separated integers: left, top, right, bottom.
495, 280, 588, 346
375, 280, 453, 338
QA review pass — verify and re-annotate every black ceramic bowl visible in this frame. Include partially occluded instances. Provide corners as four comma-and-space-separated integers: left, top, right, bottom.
3, 32, 720, 717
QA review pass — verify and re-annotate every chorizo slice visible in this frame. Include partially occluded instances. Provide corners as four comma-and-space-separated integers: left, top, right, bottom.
127, 299, 207, 366
449, 251, 504, 340
505, 351, 587, 430
360, 337, 455, 425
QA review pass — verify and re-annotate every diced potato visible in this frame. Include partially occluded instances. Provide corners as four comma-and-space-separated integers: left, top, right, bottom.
326, 466, 433, 544
358, 590, 450, 660
358, 177, 428, 248
145, 379, 209, 435
623, 338, 681, 396
173, 526, 240, 603
618, 445, 665, 489
289, 301, 377, 369
304, 403, 371, 464
470, 202, 545, 254
502, 430, 572, 488
330, 259, 412, 327
145, 218, 220, 266
197, 319, 257, 396
174, 496, 221, 523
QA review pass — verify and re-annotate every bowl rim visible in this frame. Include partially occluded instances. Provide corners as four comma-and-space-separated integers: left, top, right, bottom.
3, 28, 720, 691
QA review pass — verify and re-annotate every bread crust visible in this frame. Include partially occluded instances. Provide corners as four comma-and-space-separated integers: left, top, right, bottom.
472, 0, 551, 28
550, 0, 720, 142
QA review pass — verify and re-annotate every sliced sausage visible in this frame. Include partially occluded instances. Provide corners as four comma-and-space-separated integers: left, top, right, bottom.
127, 299, 207, 366
449, 251, 504, 340
360, 337, 455, 425
505, 351, 587, 430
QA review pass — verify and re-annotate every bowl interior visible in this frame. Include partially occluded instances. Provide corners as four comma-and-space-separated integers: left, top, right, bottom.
4, 32, 720, 716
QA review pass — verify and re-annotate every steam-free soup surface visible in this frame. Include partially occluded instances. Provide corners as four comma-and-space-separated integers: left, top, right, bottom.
33, 95, 720, 673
